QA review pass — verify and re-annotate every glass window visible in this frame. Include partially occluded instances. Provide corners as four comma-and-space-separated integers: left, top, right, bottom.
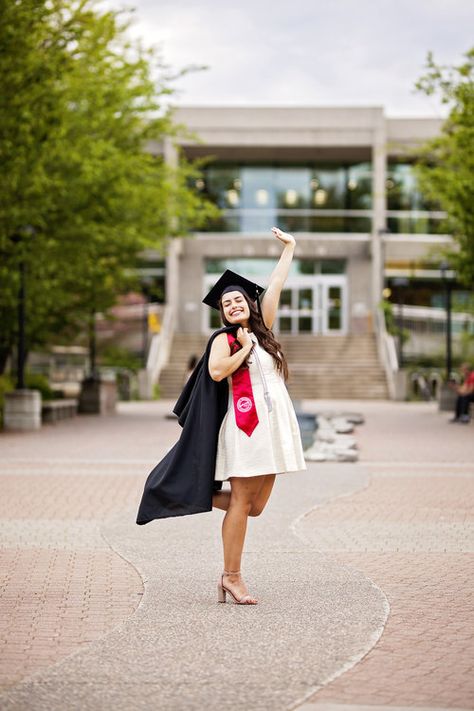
298, 317, 313, 332
300, 260, 316, 274
210, 310, 221, 329
203, 162, 373, 233
205, 166, 241, 209
321, 260, 346, 275
205, 258, 317, 277
280, 289, 292, 309
386, 163, 436, 211
298, 288, 313, 310
328, 286, 342, 330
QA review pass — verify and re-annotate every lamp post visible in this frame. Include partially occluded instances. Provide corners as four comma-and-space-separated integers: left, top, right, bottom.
440, 261, 453, 380
10, 225, 35, 389
3, 226, 42, 430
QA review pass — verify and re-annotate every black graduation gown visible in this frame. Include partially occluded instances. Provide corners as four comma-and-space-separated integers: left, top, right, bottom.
136, 326, 237, 525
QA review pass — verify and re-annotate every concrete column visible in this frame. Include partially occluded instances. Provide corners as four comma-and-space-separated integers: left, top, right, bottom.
163, 135, 181, 328
371, 113, 387, 321
163, 136, 178, 169
4, 389, 41, 430
166, 236, 182, 328
163, 136, 179, 235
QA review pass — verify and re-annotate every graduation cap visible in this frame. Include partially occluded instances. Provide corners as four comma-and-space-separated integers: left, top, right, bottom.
202, 269, 266, 317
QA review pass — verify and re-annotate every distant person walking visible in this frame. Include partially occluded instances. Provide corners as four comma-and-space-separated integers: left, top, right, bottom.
449, 363, 474, 424
136, 227, 307, 605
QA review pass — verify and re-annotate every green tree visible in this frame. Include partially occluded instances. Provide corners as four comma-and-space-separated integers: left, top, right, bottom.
414, 48, 474, 287
0, 0, 217, 373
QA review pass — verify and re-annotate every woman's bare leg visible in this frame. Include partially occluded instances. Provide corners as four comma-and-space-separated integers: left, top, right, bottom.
212, 488, 231, 511
249, 474, 276, 516
221, 476, 266, 601
214, 473, 276, 514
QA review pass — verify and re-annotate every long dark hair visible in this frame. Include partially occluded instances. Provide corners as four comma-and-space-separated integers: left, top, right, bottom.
219, 292, 289, 381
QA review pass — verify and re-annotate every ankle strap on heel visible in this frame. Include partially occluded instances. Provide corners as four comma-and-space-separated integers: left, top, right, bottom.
223, 569, 241, 575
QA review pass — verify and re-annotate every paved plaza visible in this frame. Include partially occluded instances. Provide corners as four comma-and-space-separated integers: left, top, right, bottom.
0, 399, 473, 710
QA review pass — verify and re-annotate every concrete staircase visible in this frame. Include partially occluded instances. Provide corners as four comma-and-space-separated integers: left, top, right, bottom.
159, 333, 388, 400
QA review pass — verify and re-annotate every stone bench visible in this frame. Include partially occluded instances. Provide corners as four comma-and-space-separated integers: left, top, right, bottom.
41, 399, 78, 423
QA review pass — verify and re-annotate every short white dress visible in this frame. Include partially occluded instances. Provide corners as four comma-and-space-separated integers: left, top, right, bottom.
214, 334, 307, 481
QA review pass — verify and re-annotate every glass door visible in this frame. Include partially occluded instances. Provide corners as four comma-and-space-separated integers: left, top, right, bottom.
276, 277, 347, 334
276, 281, 320, 334
321, 279, 347, 334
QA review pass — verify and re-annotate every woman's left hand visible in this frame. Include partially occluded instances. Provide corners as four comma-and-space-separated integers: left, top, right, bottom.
271, 226, 296, 247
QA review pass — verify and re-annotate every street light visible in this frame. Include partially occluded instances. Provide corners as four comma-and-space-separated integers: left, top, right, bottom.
440, 261, 453, 380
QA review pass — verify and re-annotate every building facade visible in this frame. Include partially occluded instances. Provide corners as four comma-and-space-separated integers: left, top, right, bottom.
158, 107, 448, 338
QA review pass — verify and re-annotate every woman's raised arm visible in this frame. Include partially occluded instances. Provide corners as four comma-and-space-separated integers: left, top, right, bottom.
261, 227, 296, 329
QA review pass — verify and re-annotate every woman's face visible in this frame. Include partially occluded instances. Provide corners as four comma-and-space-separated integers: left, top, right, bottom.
220, 290, 250, 325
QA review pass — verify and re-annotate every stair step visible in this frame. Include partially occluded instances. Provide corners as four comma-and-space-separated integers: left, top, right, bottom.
159, 332, 388, 399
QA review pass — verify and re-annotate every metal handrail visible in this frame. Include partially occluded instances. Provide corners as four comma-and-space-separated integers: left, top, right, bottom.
146, 304, 175, 385
375, 307, 399, 400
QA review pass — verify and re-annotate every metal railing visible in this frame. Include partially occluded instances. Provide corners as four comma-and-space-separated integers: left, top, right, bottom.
392, 304, 474, 358
375, 306, 399, 400
146, 304, 175, 385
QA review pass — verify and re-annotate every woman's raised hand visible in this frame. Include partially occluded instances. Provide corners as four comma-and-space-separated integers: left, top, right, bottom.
271, 226, 296, 246
236, 327, 253, 349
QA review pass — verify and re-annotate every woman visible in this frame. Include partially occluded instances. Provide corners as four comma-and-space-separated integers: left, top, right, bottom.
207, 227, 306, 605
136, 227, 306, 606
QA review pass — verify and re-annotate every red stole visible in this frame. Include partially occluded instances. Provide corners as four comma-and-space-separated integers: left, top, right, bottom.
227, 332, 259, 437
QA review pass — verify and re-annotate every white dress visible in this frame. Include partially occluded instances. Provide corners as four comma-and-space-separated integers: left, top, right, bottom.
214, 334, 307, 481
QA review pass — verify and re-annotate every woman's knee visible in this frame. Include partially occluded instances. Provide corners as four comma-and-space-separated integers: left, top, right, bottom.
249, 501, 265, 517
228, 496, 254, 516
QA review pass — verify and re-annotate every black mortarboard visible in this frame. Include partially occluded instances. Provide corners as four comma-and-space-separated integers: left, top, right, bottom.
202, 269, 265, 314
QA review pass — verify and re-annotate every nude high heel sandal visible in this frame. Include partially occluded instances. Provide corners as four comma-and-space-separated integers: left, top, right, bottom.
217, 570, 258, 605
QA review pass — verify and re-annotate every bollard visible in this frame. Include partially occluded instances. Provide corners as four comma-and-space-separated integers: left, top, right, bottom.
4, 389, 42, 431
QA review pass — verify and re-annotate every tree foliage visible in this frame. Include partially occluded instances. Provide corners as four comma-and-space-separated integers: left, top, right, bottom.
0, 0, 217, 372
414, 48, 474, 287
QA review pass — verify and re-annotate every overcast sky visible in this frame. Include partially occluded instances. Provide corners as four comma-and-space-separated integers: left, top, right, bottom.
103, 0, 473, 117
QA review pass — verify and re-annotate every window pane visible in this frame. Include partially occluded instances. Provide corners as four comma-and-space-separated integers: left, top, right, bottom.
210, 310, 221, 329
280, 289, 292, 309
386, 163, 437, 211
202, 162, 373, 233
328, 287, 342, 330
299, 260, 316, 274
298, 288, 313, 310
279, 317, 292, 332
298, 317, 312, 332
321, 260, 345, 274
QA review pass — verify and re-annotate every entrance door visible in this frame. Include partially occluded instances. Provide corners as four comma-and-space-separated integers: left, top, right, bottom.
275, 277, 347, 335
321, 279, 347, 334
276, 281, 319, 334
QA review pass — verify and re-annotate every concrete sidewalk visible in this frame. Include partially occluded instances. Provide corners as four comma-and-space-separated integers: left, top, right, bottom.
0, 400, 473, 710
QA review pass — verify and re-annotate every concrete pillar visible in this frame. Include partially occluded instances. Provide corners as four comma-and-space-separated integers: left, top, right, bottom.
163, 137, 179, 235
371, 113, 387, 321
138, 369, 154, 399
163, 135, 182, 330
163, 136, 178, 169
166, 236, 182, 328
4, 389, 41, 431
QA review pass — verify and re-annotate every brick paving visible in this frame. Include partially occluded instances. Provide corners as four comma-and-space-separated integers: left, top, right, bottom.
0, 549, 142, 689
1, 398, 473, 708
299, 400, 474, 710
0, 402, 178, 692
